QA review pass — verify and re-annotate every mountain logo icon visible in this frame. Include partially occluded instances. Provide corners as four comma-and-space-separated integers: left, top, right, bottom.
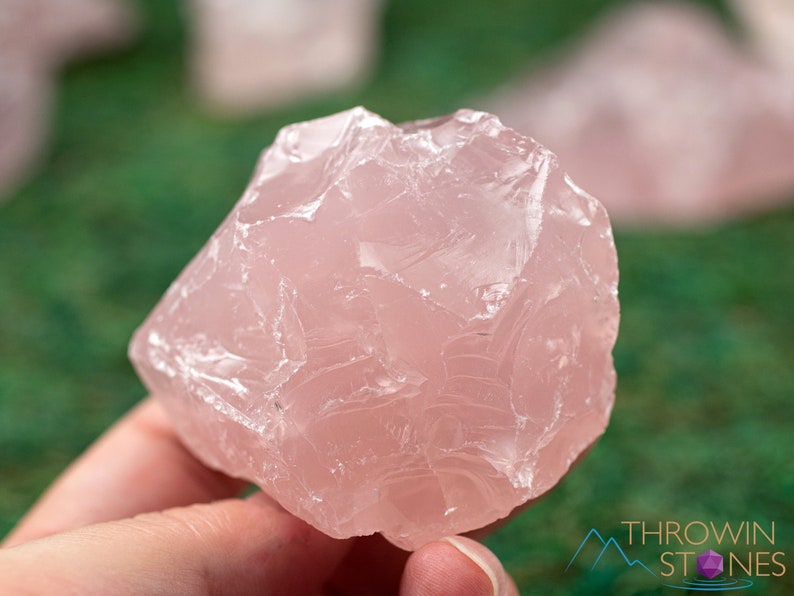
565, 528, 657, 577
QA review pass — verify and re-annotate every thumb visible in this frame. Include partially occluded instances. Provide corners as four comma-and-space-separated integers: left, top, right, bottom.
400, 536, 518, 596
0, 493, 351, 595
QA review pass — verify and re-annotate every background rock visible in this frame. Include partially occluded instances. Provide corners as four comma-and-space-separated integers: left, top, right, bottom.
731, 0, 794, 79
482, 1, 794, 226
0, 0, 136, 199
187, 0, 383, 114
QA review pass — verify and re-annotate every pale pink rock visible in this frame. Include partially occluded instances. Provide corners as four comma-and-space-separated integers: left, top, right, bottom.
187, 0, 383, 114
0, 0, 136, 198
482, 2, 794, 226
0, 65, 51, 200
129, 107, 619, 549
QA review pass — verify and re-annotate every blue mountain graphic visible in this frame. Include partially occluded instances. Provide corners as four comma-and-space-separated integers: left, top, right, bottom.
565, 528, 657, 577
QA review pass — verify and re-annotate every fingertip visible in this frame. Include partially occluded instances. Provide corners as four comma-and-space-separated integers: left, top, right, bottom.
441, 536, 512, 596
400, 536, 516, 596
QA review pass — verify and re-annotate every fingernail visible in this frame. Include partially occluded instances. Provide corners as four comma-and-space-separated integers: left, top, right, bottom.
441, 536, 508, 596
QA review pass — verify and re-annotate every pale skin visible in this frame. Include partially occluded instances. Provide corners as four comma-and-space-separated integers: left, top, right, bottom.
0, 398, 519, 595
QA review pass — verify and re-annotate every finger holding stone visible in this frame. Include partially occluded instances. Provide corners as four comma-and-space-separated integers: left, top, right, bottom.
0, 493, 351, 595
400, 536, 519, 596
3, 397, 245, 547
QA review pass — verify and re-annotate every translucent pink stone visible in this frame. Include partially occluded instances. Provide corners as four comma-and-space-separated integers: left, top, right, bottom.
483, 2, 794, 225
187, 0, 383, 113
0, 0, 137, 198
128, 108, 619, 549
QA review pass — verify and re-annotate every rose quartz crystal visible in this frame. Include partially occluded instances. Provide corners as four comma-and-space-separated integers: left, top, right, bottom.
0, 0, 136, 198
187, 0, 383, 113
129, 108, 619, 549
482, 2, 794, 225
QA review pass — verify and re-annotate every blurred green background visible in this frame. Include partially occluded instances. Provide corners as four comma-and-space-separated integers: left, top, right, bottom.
1, 0, 792, 593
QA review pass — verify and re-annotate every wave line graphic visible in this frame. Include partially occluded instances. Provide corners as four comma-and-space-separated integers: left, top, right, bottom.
662, 577, 754, 591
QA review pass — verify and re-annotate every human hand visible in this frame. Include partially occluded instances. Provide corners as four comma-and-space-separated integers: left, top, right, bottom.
1, 398, 518, 595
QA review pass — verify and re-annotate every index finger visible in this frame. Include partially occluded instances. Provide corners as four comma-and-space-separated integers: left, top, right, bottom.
2, 397, 246, 547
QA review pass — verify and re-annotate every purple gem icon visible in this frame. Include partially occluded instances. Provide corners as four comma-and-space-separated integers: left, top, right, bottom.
697, 549, 724, 579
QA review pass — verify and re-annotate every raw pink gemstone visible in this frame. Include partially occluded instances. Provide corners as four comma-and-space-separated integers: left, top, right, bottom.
186, 0, 383, 113
129, 108, 619, 549
0, 0, 136, 198
482, 2, 794, 226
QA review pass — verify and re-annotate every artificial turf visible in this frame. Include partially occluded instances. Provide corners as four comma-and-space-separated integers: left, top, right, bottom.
1, 0, 791, 593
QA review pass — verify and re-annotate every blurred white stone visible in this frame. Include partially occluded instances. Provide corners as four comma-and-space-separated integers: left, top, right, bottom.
187, 0, 383, 114
482, 1, 794, 226
0, 0, 136, 199
731, 0, 794, 79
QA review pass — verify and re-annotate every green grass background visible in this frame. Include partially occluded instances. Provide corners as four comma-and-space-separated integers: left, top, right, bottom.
1, 0, 792, 593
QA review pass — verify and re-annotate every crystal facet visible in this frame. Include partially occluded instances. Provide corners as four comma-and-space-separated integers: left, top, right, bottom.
129, 107, 620, 549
